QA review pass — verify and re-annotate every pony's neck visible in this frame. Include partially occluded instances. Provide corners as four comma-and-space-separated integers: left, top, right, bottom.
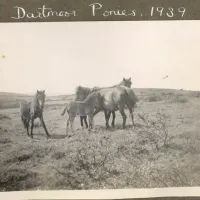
82, 92, 96, 104
111, 82, 122, 87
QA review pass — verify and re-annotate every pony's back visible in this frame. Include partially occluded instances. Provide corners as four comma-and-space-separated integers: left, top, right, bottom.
61, 100, 88, 116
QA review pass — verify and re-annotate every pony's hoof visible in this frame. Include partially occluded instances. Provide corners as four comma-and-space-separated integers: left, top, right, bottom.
66, 132, 72, 138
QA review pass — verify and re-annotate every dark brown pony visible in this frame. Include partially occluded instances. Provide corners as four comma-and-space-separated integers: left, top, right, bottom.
75, 77, 132, 128
20, 90, 50, 139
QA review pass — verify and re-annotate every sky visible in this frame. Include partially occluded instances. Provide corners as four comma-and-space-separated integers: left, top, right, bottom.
0, 21, 200, 95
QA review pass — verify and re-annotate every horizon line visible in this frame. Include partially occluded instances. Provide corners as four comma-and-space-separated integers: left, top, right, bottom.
0, 87, 199, 96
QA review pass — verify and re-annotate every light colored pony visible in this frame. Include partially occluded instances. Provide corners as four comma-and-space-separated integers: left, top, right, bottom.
20, 90, 50, 139
75, 86, 100, 128
61, 92, 102, 133
93, 85, 138, 129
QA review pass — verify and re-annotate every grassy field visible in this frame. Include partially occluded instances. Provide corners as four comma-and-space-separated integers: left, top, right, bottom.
1, 88, 200, 191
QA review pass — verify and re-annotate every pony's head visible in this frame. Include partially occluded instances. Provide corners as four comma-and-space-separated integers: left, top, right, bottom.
121, 77, 132, 88
82, 91, 102, 107
36, 90, 46, 108
92, 86, 101, 92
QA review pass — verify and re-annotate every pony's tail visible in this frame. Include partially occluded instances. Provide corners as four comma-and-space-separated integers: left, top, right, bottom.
21, 115, 29, 129
61, 105, 68, 116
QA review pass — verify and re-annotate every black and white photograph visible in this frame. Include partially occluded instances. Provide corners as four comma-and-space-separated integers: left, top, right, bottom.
1, 19, 200, 194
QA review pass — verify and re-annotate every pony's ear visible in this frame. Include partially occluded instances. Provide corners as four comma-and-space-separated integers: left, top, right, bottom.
43, 90, 45, 94
123, 78, 125, 81
129, 77, 131, 81
37, 90, 39, 93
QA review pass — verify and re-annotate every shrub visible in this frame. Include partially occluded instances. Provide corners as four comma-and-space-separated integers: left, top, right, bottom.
147, 94, 162, 102
51, 151, 66, 160
0, 114, 11, 120
176, 96, 188, 103
0, 167, 38, 191
4, 151, 32, 164
137, 112, 173, 151
190, 91, 200, 98
168, 94, 188, 104
51, 137, 118, 189
0, 138, 12, 144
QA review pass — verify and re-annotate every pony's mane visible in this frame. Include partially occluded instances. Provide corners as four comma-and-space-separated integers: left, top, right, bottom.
97, 81, 124, 90
100, 84, 119, 89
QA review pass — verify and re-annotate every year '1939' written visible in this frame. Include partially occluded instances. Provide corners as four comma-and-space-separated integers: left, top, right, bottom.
150, 7, 186, 17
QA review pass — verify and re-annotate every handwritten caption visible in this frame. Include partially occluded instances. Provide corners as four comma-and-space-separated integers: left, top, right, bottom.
11, 3, 187, 19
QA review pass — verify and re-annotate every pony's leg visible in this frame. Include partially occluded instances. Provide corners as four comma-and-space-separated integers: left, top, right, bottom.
106, 111, 112, 128
88, 116, 91, 131
84, 116, 88, 128
69, 114, 76, 133
119, 108, 127, 129
27, 119, 30, 136
104, 110, 109, 128
30, 118, 34, 139
39, 115, 51, 138
80, 116, 84, 127
88, 114, 94, 131
111, 111, 116, 127
66, 117, 70, 134
107, 111, 111, 125
106, 111, 113, 128
128, 107, 135, 127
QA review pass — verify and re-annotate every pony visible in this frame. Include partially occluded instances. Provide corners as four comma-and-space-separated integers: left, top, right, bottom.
61, 91, 102, 133
101, 86, 139, 128
20, 90, 50, 139
75, 86, 100, 128
75, 77, 132, 128
93, 85, 138, 129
